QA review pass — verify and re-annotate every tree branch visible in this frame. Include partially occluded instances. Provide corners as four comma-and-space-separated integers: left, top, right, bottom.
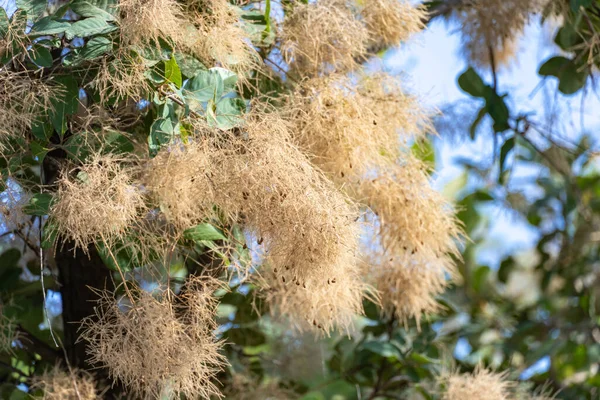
16, 325, 62, 362
0, 360, 27, 378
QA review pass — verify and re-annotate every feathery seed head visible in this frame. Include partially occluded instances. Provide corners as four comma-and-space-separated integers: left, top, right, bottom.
360, 0, 426, 48
145, 111, 367, 332
0, 305, 16, 354
0, 11, 27, 62
0, 72, 56, 146
31, 366, 99, 400
225, 375, 298, 400
143, 141, 218, 232
190, 0, 261, 74
146, 111, 363, 283
80, 277, 226, 399
357, 162, 461, 258
286, 73, 430, 181
455, 0, 548, 67
257, 259, 369, 335
282, 0, 368, 76
49, 153, 145, 251
90, 54, 150, 103
440, 367, 514, 400
118, 0, 193, 49
364, 246, 455, 326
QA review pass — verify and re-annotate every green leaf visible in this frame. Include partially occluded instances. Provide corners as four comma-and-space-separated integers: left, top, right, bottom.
41, 220, 58, 249
84, 0, 119, 14
363, 298, 380, 320
485, 91, 510, 132
470, 106, 487, 140
29, 141, 48, 162
410, 352, 438, 365
65, 17, 117, 39
555, 24, 582, 51
145, 61, 168, 84
362, 341, 402, 359
499, 136, 515, 177
558, 68, 588, 95
70, 0, 116, 21
79, 36, 112, 60
539, 56, 571, 77
23, 193, 53, 216
183, 69, 224, 106
411, 138, 435, 168
63, 133, 92, 161
28, 44, 52, 67
458, 67, 486, 98
207, 97, 245, 130
498, 258, 514, 283
96, 241, 136, 272
472, 265, 491, 293
212, 67, 238, 92
0, 9, 10, 36
50, 75, 80, 136
16, 0, 46, 20
8, 388, 29, 400
570, 0, 593, 11
473, 190, 494, 202
164, 55, 183, 89
104, 130, 135, 154
174, 52, 207, 77
29, 17, 71, 36
148, 118, 174, 155
539, 56, 588, 95
224, 327, 266, 346
183, 223, 227, 241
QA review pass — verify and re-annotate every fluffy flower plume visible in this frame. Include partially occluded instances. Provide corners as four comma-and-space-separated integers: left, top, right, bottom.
118, 0, 259, 77
0, 72, 55, 146
118, 0, 193, 48
0, 9, 27, 62
360, 0, 426, 48
454, 0, 548, 67
90, 54, 150, 103
31, 366, 99, 400
282, 0, 369, 76
286, 73, 429, 180
144, 111, 366, 332
189, 0, 260, 73
285, 72, 461, 322
365, 248, 455, 325
49, 153, 145, 251
439, 367, 514, 400
258, 259, 369, 334
224, 375, 297, 400
357, 163, 460, 258
80, 277, 226, 399
357, 162, 461, 323
0, 305, 16, 353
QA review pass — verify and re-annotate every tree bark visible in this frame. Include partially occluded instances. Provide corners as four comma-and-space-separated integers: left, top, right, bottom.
43, 154, 126, 398
54, 240, 130, 399
54, 245, 113, 370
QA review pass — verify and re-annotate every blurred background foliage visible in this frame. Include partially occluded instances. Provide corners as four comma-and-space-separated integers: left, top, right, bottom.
1, 0, 600, 399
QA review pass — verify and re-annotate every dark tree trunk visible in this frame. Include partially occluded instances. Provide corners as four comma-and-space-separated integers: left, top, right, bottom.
54, 245, 113, 370
43, 153, 126, 398
54, 244, 128, 399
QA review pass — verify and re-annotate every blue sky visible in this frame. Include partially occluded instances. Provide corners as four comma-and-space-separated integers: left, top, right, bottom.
379, 16, 600, 270
385, 15, 600, 379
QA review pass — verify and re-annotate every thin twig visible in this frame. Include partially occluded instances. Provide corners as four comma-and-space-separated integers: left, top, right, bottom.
0, 360, 28, 377
99, 234, 135, 305
264, 57, 300, 84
